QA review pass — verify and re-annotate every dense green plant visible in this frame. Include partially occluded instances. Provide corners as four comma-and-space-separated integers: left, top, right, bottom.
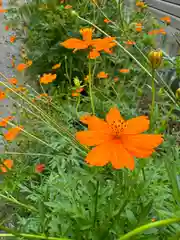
0, 0, 179, 239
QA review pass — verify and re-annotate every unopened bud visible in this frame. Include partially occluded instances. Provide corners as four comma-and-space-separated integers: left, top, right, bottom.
74, 77, 81, 87
148, 50, 163, 69
175, 88, 180, 99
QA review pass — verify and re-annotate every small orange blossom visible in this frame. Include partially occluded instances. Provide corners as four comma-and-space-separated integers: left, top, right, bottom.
64, 5, 72, 9
40, 73, 57, 84
0, 91, 5, 100
52, 63, 61, 70
160, 16, 171, 24
97, 71, 108, 79
8, 78, 18, 85
10, 35, 16, 43
0, 116, 14, 127
0, 159, 13, 173
16, 63, 28, 71
4, 126, 23, 141
119, 69, 130, 73
104, 18, 111, 23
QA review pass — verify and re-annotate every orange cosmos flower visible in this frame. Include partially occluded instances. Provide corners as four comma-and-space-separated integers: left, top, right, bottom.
5, 25, 9, 31
40, 73, 57, 84
26, 60, 32, 66
136, 23, 142, 32
0, 159, 13, 173
119, 69, 130, 73
72, 92, 80, 97
148, 28, 166, 35
159, 28, 166, 35
16, 63, 28, 71
0, 91, 5, 100
97, 71, 108, 79
114, 77, 119, 82
10, 35, 16, 43
52, 63, 61, 70
76, 107, 163, 169
104, 18, 111, 23
4, 126, 23, 141
64, 5, 72, 9
136, 1, 145, 7
0, 116, 14, 127
76, 87, 84, 93
35, 163, 45, 173
61, 28, 116, 58
8, 78, 18, 85
125, 40, 136, 45
160, 16, 171, 24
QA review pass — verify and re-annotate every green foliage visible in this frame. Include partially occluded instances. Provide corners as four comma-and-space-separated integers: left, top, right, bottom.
0, 0, 179, 239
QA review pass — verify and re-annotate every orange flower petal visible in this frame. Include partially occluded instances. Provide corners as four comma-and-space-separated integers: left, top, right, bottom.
110, 141, 135, 170
0, 90, 5, 100
76, 130, 112, 146
8, 78, 18, 85
124, 116, 149, 134
80, 114, 93, 125
0, 159, 13, 173
88, 49, 100, 59
87, 116, 111, 132
0, 9, 8, 13
106, 107, 124, 125
97, 71, 108, 78
4, 126, 23, 141
80, 28, 93, 42
0, 116, 14, 127
16, 63, 27, 71
85, 142, 110, 166
60, 38, 89, 50
121, 134, 163, 158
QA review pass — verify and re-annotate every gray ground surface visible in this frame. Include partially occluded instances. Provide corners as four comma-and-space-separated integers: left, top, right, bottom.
0, 13, 14, 151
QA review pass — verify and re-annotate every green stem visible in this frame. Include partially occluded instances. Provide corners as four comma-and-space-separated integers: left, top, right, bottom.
0, 193, 38, 212
119, 217, 180, 240
0, 233, 69, 240
150, 68, 155, 128
76, 95, 81, 117
88, 60, 95, 114
93, 180, 100, 228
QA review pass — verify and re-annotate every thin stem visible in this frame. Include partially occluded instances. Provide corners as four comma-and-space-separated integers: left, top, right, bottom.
93, 180, 100, 228
1, 152, 58, 157
0, 193, 38, 212
0, 232, 69, 240
142, 167, 146, 181
88, 60, 95, 114
76, 95, 81, 117
0, 116, 57, 152
150, 68, 155, 128
119, 217, 180, 240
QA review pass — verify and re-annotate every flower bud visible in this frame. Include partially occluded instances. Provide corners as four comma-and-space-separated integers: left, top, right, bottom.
74, 77, 81, 87
175, 88, 180, 99
148, 50, 163, 69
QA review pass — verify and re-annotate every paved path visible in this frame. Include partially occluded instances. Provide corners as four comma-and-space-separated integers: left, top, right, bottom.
0, 13, 14, 151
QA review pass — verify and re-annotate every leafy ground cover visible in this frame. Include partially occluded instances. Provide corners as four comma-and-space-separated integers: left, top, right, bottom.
0, 0, 180, 239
